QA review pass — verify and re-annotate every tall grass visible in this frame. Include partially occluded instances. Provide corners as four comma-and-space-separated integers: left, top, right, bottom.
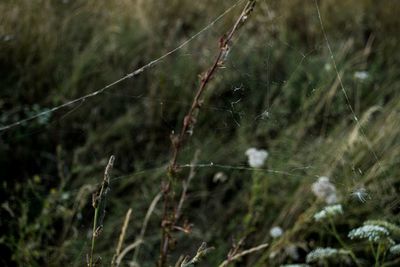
0, 0, 399, 266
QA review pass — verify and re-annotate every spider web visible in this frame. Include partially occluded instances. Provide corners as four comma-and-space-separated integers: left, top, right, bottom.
1, 0, 398, 265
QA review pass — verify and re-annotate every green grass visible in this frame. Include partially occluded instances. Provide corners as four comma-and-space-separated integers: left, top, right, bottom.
0, 0, 399, 266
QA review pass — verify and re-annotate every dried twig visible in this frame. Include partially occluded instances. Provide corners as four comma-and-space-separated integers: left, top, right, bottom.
159, 2, 257, 267
179, 242, 214, 267
88, 155, 115, 267
169, 0, 257, 173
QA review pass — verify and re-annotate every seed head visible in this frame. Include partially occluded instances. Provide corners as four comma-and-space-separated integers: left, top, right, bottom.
311, 176, 339, 204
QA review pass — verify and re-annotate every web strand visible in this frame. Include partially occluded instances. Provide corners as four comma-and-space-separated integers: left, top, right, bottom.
313, 0, 384, 174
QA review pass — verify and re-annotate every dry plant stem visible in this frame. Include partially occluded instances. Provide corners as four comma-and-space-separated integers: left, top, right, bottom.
169, 0, 256, 172
218, 243, 268, 267
158, 151, 200, 267
159, 2, 257, 267
111, 208, 132, 267
180, 242, 214, 267
89, 155, 115, 267
159, 181, 173, 267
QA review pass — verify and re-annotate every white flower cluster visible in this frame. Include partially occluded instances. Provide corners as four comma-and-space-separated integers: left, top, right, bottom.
314, 204, 343, 222
245, 148, 268, 168
306, 247, 350, 263
390, 244, 400, 255
363, 220, 400, 237
311, 176, 338, 204
354, 71, 369, 80
270, 226, 284, 238
213, 172, 228, 183
348, 225, 390, 243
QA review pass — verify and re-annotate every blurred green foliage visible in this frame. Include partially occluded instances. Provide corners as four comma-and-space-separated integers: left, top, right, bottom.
0, 0, 399, 266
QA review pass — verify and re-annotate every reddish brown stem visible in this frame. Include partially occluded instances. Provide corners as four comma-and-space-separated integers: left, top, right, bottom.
159, 2, 257, 267
169, 0, 256, 173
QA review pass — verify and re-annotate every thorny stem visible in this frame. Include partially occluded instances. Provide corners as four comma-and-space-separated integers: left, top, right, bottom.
159, 152, 199, 267
89, 203, 101, 267
169, 0, 256, 173
159, 2, 257, 267
89, 155, 115, 267
159, 180, 172, 267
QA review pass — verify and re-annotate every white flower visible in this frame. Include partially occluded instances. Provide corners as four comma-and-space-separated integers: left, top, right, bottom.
314, 204, 343, 222
285, 245, 299, 260
3, 35, 14, 42
61, 192, 70, 201
270, 226, 284, 238
269, 250, 278, 259
325, 194, 338, 204
390, 244, 400, 255
213, 172, 228, 183
348, 225, 390, 243
311, 176, 339, 204
245, 148, 268, 168
354, 71, 369, 80
324, 63, 332, 71
306, 247, 350, 263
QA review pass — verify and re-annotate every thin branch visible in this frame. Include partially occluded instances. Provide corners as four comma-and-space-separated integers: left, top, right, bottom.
218, 243, 269, 267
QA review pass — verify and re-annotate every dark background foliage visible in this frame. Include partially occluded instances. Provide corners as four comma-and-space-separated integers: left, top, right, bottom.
0, 0, 399, 266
